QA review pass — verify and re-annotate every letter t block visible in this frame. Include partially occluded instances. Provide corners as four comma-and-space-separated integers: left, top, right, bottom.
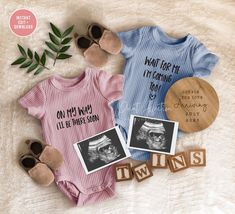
115, 163, 133, 182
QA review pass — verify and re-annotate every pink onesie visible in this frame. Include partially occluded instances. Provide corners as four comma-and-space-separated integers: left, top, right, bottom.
19, 67, 124, 206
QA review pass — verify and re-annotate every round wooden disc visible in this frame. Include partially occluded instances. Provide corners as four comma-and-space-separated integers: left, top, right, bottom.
164, 77, 219, 133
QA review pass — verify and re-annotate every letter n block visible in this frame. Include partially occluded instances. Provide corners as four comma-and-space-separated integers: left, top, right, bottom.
115, 163, 133, 182
132, 162, 153, 182
150, 153, 168, 168
167, 152, 188, 173
188, 149, 206, 167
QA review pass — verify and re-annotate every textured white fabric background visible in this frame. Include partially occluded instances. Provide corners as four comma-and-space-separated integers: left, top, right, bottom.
0, 0, 235, 213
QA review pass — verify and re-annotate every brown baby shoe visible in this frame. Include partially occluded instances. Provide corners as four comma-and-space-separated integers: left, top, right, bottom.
74, 33, 108, 67
88, 23, 122, 55
19, 154, 54, 186
25, 139, 64, 171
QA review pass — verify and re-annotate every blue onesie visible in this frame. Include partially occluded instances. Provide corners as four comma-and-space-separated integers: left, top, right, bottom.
112, 26, 219, 160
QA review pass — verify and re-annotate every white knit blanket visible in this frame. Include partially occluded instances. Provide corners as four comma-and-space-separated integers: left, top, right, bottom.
1, 0, 235, 213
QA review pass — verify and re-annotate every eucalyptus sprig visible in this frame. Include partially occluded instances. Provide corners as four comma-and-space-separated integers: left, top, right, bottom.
11, 44, 49, 75
45, 23, 74, 66
11, 22, 74, 76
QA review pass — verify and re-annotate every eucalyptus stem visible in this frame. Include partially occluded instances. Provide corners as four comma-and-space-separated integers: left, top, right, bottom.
26, 55, 49, 70
11, 23, 74, 76
53, 37, 62, 66
53, 54, 58, 66
46, 23, 73, 66
43, 65, 50, 70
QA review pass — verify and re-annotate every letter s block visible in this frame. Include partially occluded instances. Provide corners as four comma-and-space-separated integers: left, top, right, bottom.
188, 149, 206, 167
132, 162, 153, 182
115, 163, 133, 182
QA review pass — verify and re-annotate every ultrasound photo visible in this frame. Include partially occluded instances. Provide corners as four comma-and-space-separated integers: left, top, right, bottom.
73, 127, 131, 174
127, 115, 179, 155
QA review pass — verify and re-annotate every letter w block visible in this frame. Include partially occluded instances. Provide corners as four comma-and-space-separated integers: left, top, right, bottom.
132, 162, 153, 182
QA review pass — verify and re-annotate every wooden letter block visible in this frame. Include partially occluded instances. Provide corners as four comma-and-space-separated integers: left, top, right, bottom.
132, 162, 153, 182
115, 163, 133, 182
188, 149, 206, 167
150, 153, 168, 168
167, 152, 188, 173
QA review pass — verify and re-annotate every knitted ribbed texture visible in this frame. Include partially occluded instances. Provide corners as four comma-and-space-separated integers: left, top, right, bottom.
19, 67, 123, 206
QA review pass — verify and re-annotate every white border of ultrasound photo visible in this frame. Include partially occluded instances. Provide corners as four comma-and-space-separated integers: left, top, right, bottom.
127, 115, 179, 155
73, 126, 131, 175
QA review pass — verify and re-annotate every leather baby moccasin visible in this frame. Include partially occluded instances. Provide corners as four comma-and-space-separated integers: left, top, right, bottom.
19, 154, 54, 186
88, 23, 122, 55
74, 33, 108, 67
25, 139, 64, 171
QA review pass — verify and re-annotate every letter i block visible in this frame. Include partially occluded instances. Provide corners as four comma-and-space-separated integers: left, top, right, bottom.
115, 163, 133, 182
150, 153, 168, 168
132, 162, 153, 182
167, 152, 188, 173
188, 149, 206, 167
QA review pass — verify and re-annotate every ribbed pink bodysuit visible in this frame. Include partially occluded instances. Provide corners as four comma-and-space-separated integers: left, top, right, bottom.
19, 68, 123, 206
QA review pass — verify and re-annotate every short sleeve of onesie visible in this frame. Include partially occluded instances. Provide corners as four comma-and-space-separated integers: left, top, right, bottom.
118, 28, 143, 58
95, 70, 124, 102
18, 82, 45, 119
192, 40, 219, 77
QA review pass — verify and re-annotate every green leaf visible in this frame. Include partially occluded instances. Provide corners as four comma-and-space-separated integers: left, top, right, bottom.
19, 60, 33, 68
45, 41, 59, 52
34, 67, 44, 75
27, 63, 39, 73
34, 52, 40, 62
56, 53, 72, 59
45, 49, 55, 59
27, 48, 33, 59
50, 22, 61, 38
49, 33, 60, 45
17, 44, 26, 56
11, 57, 26, 65
41, 51, 46, 65
61, 37, 72, 44
62, 25, 74, 38
59, 45, 70, 52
